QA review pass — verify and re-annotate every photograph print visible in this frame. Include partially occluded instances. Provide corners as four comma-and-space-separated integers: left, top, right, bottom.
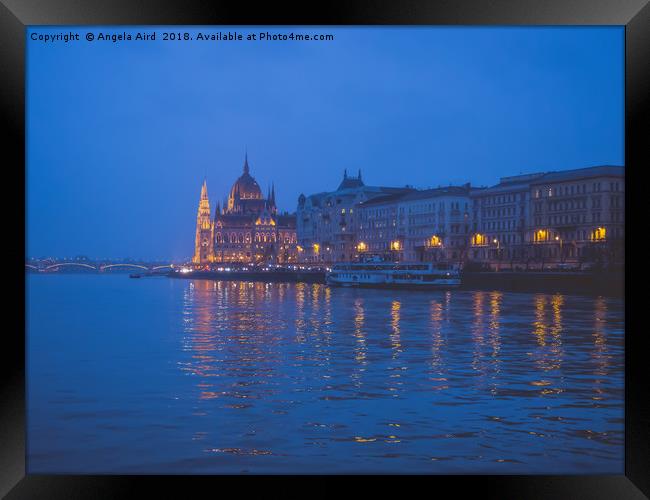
26, 25, 624, 474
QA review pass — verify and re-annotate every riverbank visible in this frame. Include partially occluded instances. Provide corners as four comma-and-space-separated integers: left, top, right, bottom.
168, 269, 325, 283
460, 270, 623, 297
167, 269, 623, 297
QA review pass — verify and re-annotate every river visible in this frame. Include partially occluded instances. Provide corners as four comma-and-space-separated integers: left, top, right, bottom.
26, 274, 624, 473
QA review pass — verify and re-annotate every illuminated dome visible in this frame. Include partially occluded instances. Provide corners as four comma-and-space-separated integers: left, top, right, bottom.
229, 154, 262, 201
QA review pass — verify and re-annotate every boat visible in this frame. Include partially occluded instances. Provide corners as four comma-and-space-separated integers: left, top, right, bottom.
326, 256, 461, 289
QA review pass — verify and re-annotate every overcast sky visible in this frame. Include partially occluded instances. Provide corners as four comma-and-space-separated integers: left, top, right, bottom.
26, 26, 623, 260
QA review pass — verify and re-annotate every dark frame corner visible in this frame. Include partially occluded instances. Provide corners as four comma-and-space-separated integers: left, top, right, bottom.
2, 0, 648, 497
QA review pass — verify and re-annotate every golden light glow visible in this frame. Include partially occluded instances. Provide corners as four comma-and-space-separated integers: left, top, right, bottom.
390, 240, 402, 251
313, 243, 320, 254
534, 229, 550, 243
591, 227, 606, 241
297, 245, 303, 252
472, 233, 488, 246
255, 217, 276, 226
390, 300, 402, 357
356, 242, 367, 252
429, 235, 442, 247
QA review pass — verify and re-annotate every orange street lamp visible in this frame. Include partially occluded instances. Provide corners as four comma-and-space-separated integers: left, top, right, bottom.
555, 235, 564, 263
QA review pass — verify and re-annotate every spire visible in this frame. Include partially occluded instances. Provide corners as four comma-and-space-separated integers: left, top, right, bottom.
200, 178, 209, 199
271, 182, 276, 204
358, 169, 362, 180
343, 168, 348, 179
243, 150, 250, 174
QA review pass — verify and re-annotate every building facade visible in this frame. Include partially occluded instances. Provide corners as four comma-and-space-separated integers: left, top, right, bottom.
526, 165, 624, 267
192, 155, 297, 266
469, 173, 542, 265
296, 170, 411, 263
295, 164, 624, 268
357, 185, 476, 263
469, 165, 625, 268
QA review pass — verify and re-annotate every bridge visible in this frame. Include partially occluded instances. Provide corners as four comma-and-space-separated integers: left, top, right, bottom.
25, 261, 176, 273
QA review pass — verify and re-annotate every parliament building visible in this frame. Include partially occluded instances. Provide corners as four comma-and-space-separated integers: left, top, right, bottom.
192, 155, 297, 266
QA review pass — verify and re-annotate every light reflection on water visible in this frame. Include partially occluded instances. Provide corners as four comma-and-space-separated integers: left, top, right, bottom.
27, 275, 624, 473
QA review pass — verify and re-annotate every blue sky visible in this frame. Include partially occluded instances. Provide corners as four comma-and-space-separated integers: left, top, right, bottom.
26, 26, 623, 260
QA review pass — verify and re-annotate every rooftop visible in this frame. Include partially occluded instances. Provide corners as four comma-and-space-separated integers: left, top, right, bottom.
359, 184, 472, 207
476, 165, 624, 195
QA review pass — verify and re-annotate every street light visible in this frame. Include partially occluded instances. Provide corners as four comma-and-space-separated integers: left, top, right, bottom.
555, 235, 564, 264
493, 238, 501, 271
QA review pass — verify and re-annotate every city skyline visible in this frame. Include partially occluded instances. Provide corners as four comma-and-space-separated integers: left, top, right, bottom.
27, 26, 623, 260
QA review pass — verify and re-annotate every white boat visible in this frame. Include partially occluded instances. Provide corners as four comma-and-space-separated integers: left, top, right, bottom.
326, 257, 461, 289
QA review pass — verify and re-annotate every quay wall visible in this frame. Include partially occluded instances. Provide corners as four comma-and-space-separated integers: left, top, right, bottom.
168, 269, 623, 297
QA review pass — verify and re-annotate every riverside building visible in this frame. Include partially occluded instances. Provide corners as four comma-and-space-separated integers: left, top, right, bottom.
469, 165, 624, 269
296, 170, 411, 263
192, 155, 297, 266
294, 164, 624, 269
356, 185, 477, 263
526, 165, 624, 267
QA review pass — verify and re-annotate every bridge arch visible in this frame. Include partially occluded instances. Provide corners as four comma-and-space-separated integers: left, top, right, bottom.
100, 263, 149, 271
44, 262, 97, 270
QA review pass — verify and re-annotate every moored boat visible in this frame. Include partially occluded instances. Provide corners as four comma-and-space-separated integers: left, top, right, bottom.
326, 257, 461, 289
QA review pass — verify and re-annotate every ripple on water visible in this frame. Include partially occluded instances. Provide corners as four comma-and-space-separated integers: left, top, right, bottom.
27, 277, 624, 473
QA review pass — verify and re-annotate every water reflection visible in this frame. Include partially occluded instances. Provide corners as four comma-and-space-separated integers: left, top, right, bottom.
488, 291, 502, 390
29, 275, 625, 474
171, 281, 624, 472
471, 292, 487, 379
592, 296, 610, 402
181, 280, 287, 410
530, 294, 565, 397
390, 300, 402, 357
428, 299, 448, 390
353, 298, 366, 364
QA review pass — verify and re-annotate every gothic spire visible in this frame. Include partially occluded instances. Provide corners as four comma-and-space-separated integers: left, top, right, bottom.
200, 178, 209, 200
243, 151, 250, 174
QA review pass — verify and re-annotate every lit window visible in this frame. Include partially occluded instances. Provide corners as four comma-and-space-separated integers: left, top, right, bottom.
429, 235, 442, 247
591, 227, 606, 241
534, 229, 550, 243
471, 233, 488, 246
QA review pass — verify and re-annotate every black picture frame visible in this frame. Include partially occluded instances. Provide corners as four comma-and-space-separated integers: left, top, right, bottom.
2, 0, 647, 497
